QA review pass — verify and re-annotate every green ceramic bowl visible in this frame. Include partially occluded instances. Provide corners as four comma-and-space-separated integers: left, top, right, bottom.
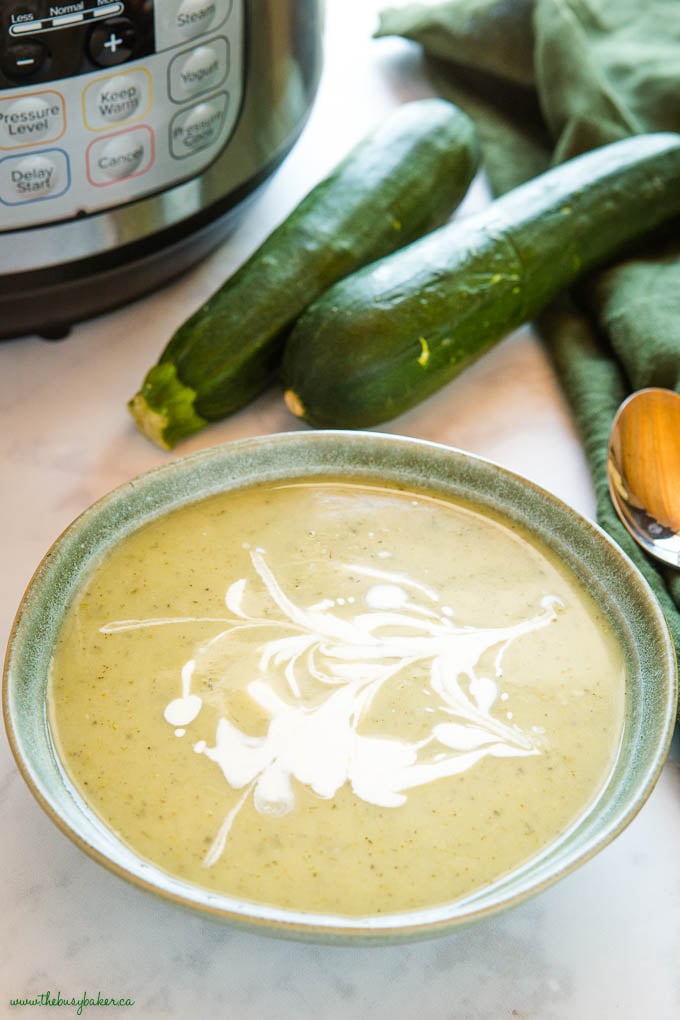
3, 431, 677, 943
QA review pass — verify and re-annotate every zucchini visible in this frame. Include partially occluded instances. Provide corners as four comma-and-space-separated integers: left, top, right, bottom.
129, 98, 480, 448
282, 132, 680, 428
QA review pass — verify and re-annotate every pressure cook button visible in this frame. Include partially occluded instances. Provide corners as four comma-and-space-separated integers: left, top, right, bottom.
88, 17, 137, 67
0, 92, 64, 149
168, 38, 229, 102
0, 149, 69, 205
169, 92, 228, 157
175, 0, 230, 41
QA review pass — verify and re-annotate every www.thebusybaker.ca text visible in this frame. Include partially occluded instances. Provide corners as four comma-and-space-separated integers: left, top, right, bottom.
9, 990, 135, 1015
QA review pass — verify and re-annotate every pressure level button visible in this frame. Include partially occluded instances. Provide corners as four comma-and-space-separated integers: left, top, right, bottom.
0, 92, 64, 149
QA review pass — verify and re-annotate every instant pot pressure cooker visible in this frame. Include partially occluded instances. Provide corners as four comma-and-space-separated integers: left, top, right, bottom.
0, 0, 324, 337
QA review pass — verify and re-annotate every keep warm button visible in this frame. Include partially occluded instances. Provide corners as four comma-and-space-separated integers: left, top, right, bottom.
170, 92, 229, 158
84, 70, 152, 131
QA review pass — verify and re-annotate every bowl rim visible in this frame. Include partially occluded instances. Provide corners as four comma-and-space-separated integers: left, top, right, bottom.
3, 429, 677, 943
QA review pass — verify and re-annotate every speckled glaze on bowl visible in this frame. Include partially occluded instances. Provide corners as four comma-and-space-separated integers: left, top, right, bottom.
3, 431, 677, 943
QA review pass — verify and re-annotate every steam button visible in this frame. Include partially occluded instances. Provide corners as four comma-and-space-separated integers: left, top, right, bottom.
175, 0, 230, 41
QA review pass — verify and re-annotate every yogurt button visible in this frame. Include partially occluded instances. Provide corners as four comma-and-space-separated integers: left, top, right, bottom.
169, 38, 229, 102
175, 0, 220, 40
8, 154, 59, 197
96, 75, 143, 123
180, 45, 220, 93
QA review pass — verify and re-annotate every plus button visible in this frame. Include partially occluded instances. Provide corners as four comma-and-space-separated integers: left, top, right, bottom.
88, 18, 137, 68
103, 33, 124, 56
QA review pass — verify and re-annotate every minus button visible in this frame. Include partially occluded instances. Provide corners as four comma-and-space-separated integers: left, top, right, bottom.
2, 40, 49, 79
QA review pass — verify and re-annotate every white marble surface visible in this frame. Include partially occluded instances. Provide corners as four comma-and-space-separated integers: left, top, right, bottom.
2, 2, 679, 1017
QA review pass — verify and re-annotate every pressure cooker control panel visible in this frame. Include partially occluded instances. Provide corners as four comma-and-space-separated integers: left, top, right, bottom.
0, 0, 244, 229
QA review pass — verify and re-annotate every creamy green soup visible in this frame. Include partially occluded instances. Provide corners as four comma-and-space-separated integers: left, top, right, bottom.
49, 479, 625, 916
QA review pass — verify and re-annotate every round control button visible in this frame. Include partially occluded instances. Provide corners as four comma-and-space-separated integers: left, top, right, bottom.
180, 45, 221, 92
95, 132, 147, 180
176, 0, 219, 40
96, 74, 143, 123
88, 17, 137, 68
1, 40, 50, 81
0, 93, 64, 148
170, 94, 228, 157
86, 125, 153, 186
180, 101, 222, 149
8, 153, 59, 198
0, 148, 69, 206
169, 40, 229, 102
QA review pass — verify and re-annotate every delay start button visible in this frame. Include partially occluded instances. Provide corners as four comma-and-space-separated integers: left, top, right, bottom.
169, 92, 229, 157
8, 153, 58, 196
0, 149, 70, 205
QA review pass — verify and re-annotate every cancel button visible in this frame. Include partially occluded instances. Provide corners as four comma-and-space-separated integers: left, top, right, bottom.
87, 126, 153, 185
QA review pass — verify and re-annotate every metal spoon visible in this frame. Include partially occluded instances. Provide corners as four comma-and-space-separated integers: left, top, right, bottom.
607, 387, 680, 568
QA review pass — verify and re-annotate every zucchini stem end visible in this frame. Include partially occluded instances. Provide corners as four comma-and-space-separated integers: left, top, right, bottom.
128, 362, 208, 449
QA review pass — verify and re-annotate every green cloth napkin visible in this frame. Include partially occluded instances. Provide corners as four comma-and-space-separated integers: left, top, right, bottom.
376, 0, 680, 682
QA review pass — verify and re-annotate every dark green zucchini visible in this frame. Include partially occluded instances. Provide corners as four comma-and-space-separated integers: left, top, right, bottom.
129, 98, 480, 448
282, 132, 680, 428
